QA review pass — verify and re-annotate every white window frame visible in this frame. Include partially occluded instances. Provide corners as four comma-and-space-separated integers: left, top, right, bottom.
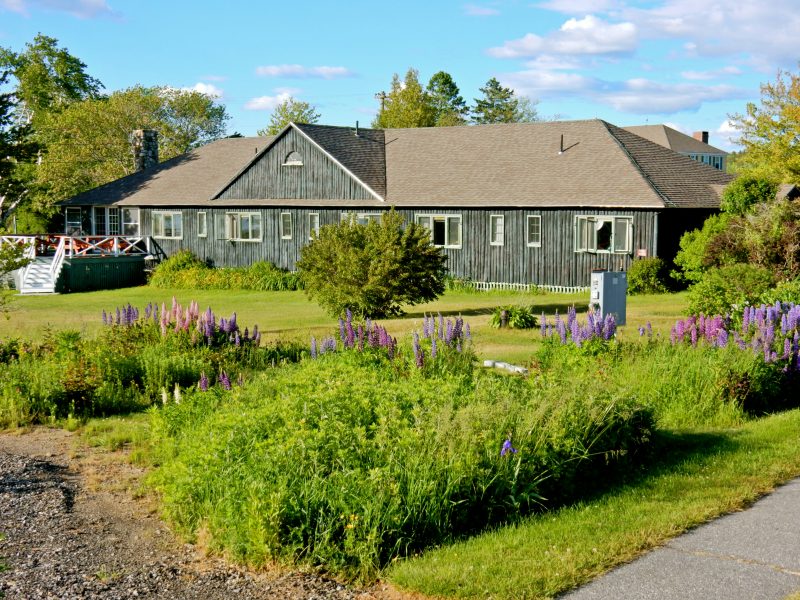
574, 215, 632, 254
308, 213, 320, 240
340, 212, 382, 225
121, 208, 140, 236
92, 206, 121, 236
225, 212, 262, 242
526, 215, 542, 247
489, 214, 504, 246
152, 210, 183, 239
415, 214, 462, 249
65, 208, 82, 235
280, 212, 293, 240
282, 150, 303, 166
197, 212, 207, 238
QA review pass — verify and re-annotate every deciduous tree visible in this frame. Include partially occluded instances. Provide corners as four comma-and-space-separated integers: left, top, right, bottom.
729, 68, 800, 182
257, 97, 320, 136
373, 68, 436, 129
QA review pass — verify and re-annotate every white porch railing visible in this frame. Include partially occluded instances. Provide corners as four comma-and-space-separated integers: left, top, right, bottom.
0, 235, 151, 258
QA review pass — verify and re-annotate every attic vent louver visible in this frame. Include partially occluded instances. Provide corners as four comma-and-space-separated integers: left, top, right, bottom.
282, 150, 303, 166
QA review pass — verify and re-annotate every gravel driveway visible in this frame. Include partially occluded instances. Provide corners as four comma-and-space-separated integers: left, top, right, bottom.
0, 428, 399, 600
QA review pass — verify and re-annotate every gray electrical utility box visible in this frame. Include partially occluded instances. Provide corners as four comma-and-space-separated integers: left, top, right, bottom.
589, 270, 627, 326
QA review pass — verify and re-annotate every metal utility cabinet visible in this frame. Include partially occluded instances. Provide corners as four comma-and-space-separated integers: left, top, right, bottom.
589, 270, 627, 326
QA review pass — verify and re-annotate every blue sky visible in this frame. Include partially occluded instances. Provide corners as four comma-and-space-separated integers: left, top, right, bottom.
1, 0, 797, 150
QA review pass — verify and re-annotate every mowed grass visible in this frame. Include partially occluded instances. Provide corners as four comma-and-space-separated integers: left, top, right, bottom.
387, 410, 800, 599
0, 287, 687, 364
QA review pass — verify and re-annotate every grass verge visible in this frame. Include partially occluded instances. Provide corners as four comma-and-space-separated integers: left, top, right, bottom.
386, 409, 800, 599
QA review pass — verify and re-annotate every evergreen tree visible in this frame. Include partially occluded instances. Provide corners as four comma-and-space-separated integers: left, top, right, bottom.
426, 71, 468, 126
472, 77, 538, 124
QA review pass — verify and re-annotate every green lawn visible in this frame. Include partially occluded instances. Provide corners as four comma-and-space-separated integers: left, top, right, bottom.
0, 287, 685, 365
387, 410, 800, 599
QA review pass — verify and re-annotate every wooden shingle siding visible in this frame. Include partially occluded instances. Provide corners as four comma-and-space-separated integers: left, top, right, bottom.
217, 128, 375, 201
141, 207, 659, 288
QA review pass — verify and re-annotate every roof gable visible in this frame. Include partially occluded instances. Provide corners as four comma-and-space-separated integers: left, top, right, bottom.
623, 124, 728, 156
214, 123, 385, 201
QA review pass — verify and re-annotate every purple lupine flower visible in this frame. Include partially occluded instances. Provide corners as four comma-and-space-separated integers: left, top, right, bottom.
357, 325, 365, 351
717, 328, 729, 348
638, 326, 645, 337
229, 312, 238, 333
198, 372, 209, 392
567, 305, 576, 331
102, 310, 108, 325
500, 438, 517, 457
603, 314, 616, 340
234, 332, 241, 347
540, 313, 547, 337
690, 325, 698, 347
445, 320, 453, 345
431, 335, 437, 359
218, 371, 232, 390
453, 317, 463, 341
784, 337, 792, 360
310, 336, 318, 358
243, 327, 249, 341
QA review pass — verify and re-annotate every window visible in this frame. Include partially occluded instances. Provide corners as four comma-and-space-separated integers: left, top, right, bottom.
526, 215, 542, 247
415, 214, 462, 248
93, 207, 120, 236
65, 208, 82, 235
281, 212, 293, 239
341, 212, 382, 225
574, 216, 632, 254
308, 213, 320, 240
152, 211, 183, 239
283, 151, 303, 166
197, 212, 207, 238
489, 215, 504, 246
225, 212, 262, 241
121, 208, 140, 236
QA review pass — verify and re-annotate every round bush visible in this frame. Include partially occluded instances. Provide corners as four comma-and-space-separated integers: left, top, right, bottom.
627, 257, 669, 294
686, 263, 775, 316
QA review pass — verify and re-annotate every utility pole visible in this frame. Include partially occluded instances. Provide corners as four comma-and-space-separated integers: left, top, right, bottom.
374, 91, 387, 113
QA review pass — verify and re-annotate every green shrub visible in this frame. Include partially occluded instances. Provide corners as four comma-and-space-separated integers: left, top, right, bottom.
721, 175, 777, 216
149, 251, 301, 291
760, 279, 800, 305
489, 305, 537, 328
627, 257, 669, 294
686, 264, 774, 316
296, 209, 447, 318
672, 213, 740, 285
150, 352, 651, 580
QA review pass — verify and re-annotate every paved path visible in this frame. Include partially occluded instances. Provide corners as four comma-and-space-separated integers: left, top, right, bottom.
563, 479, 800, 600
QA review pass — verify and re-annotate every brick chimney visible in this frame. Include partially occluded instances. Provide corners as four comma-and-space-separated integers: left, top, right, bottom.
131, 129, 159, 172
693, 131, 709, 144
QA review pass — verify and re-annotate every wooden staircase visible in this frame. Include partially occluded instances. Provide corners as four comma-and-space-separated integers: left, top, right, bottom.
19, 256, 61, 294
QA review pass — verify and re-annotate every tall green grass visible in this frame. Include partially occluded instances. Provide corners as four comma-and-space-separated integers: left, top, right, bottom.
149, 350, 652, 580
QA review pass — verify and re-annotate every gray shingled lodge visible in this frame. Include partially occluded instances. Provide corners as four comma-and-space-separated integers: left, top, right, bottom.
60, 119, 733, 291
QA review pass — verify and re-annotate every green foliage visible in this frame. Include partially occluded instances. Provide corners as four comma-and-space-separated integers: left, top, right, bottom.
721, 175, 778, 215
426, 71, 469, 126
257, 97, 321, 136
760, 279, 800, 305
729, 68, 800, 183
627, 257, 669, 294
672, 213, 739, 284
472, 77, 538, 124
150, 351, 652, 579
489, 305, 537, 329
373, 68, 437, 129
296, 209, 447, 318
34, 85, 229, 207
149, 250, 302, 291
686, 264, 775, 316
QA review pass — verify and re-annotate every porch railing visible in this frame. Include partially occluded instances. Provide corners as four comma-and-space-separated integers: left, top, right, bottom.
0, 235, 152, 259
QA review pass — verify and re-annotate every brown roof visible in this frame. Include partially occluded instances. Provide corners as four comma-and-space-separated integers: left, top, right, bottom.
622, 124, 727, 156
63, 120, 732, 210
383, 119, 731, 208
63, 136, 272, 207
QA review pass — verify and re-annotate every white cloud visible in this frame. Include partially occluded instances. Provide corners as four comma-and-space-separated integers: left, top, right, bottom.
681, 66, 742, 81
715, 119, 740, 149
183, 82, 224, 98
1, 0, 118, 18
244, 91, 294, 111
600, 79, 744, 113
535, 0, 620, 14
255, 64, 355, 79
500, 69, 595, 98
488, 15, 637, 58
464, 3, 499, 16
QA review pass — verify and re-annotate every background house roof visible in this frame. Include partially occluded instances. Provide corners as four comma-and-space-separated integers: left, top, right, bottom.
622, 124, 727, 156
63, 136, 272, 207
62, 120, 732, 209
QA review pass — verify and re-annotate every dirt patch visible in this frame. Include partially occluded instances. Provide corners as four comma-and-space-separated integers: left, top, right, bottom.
0, 427, 410, 599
